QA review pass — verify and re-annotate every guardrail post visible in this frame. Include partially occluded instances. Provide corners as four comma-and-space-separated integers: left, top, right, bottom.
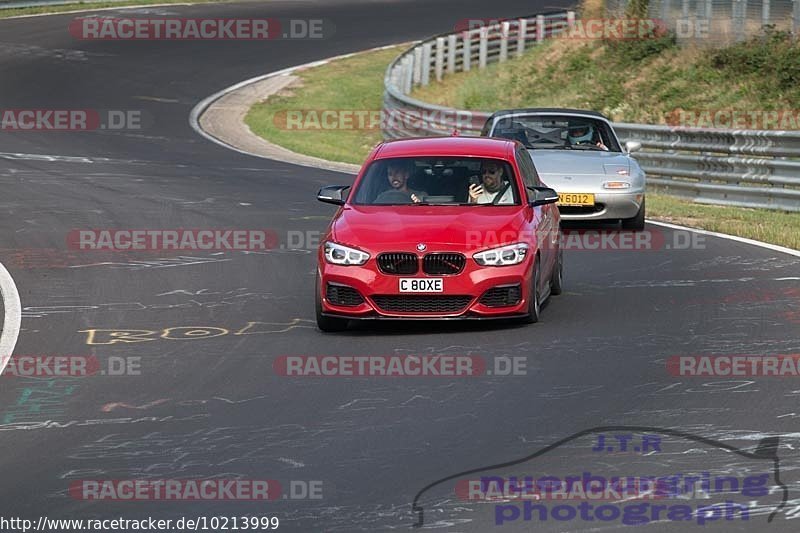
478, 26, 488, 68
462, 30, 472, 71
516, 18, 527, 56
402, 56, 413, 94
661, 0, 670, 26
412, 46, 422, 85
499, 21, 510, 61
762, 0, 771, 26
567, 10, 575, 27
536, 15, 545, 42
421, 42, 432, 85
434, 37, 445, 81
794, 0, 800, 37
447, 34, 457, 73
732, 0, 746, 42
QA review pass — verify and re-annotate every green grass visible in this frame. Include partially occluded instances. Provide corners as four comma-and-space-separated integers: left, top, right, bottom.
243, 41, 800, 250
649, 194, 800, 250
245, 46, 404, 165
0, 0, 227, 19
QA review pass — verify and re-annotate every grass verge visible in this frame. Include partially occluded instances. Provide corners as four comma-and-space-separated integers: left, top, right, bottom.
411, 28, 800, 126
0, 0, 227, 19
243, 44, 800, 250
245, 46, 403, 165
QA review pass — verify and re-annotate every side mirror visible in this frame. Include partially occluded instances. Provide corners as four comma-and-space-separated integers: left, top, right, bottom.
317, 185, 350, 206
625, 140, 642, 153
528, 186, 559, 207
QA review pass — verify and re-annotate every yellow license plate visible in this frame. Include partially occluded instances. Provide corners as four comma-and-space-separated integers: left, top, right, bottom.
558, 193, 595, 206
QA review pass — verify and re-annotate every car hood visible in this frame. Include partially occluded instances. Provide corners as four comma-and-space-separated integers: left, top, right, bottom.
330, 205, 531, 252
529, 149, 631, 189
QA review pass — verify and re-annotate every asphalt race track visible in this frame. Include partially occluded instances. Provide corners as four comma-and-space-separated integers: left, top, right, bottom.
1, 1, 799, 531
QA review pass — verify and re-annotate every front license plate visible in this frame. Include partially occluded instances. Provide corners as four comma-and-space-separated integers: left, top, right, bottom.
558, 193, 595, 206
399, 278, 443, 293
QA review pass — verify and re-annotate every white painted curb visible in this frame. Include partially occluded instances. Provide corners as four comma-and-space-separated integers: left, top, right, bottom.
0, 261, 21, 375
189, 43, 405, 171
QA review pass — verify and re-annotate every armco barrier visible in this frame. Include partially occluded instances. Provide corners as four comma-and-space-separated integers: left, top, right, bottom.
382, 11, 800, 212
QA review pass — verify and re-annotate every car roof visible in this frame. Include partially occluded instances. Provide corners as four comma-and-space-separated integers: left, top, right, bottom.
487, 108, 610, 121
374, 136, 514, 159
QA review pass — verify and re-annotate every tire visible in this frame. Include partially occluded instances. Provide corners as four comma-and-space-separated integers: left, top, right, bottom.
550, 248, 563, 296
315, 274, 349, 332
524, 257, 541, 324
621, 197, 645, 231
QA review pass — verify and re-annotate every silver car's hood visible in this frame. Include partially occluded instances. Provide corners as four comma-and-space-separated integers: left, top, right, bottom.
529, 149, 631, 189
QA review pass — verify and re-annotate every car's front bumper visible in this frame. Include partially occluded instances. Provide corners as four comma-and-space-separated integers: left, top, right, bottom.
318, 258, 534, 320
557, 190, 644, 221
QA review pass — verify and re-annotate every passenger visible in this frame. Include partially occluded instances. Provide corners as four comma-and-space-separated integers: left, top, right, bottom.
468, 161, 514, 204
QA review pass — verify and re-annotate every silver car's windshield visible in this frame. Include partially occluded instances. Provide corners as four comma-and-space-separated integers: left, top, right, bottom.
490, 115, 621, 152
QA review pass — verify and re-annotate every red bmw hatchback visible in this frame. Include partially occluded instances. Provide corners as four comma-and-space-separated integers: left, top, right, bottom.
315, 136, 562, 332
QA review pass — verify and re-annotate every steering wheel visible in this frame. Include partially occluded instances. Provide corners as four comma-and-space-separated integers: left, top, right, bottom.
374, 190, 417, 204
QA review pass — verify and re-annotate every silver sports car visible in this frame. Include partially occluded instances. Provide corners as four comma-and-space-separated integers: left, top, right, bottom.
481, 109, 646, 230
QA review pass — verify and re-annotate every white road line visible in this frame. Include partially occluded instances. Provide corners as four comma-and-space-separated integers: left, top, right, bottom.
0, 261, 21, 375
647, 220, 800, 258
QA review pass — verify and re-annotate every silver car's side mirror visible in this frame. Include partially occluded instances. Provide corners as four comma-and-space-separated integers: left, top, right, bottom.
625, 141, 642, 153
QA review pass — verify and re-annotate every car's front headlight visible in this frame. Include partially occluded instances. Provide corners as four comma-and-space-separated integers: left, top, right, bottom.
473, 243, 529, 266
324, 241, 370, 266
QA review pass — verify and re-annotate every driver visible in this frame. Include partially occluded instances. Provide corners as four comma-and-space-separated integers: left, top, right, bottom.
468, 160, 514, 204
374, 160, 426, 204
567, 121, 608, 150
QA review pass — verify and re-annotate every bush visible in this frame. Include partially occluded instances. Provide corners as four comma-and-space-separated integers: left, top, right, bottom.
604, 31, 677, 64
709, 29, 800, 91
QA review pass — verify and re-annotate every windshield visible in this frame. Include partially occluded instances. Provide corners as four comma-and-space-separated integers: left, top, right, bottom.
351, 157, 521, 206
489, 115, 621, 152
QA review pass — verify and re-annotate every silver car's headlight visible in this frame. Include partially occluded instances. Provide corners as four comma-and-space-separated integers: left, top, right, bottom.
324, 241, 370, 266
473, 243, 529, 266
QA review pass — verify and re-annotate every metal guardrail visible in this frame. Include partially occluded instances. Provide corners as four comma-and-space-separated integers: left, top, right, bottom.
382, 11, 800, 211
